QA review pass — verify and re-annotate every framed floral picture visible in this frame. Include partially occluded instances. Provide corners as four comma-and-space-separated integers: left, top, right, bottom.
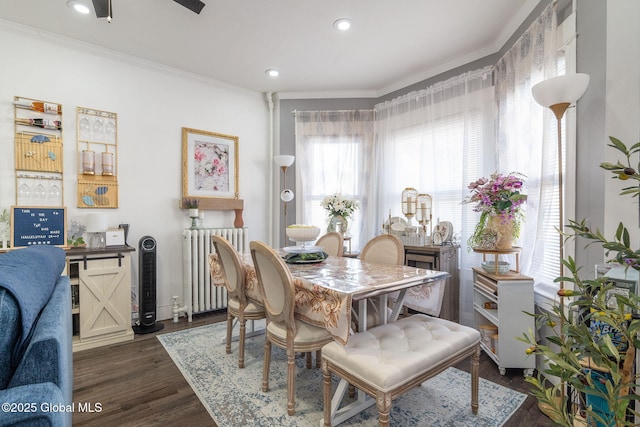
182, 128, 239, 200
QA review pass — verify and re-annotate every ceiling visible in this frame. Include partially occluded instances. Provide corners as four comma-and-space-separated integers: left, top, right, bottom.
0, 0, 541, 97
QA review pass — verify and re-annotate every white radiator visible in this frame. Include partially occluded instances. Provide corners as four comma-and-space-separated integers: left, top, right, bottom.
182, 228, 249, 321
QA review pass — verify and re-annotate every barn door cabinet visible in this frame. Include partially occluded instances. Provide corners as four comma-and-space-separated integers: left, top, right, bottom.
66, 246, 134, 351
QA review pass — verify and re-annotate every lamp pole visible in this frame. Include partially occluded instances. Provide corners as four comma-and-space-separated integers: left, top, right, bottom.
532, 72, 589, 415
274, 155, 295, 247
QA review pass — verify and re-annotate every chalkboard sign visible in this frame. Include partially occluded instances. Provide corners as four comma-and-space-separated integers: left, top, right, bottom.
11, 206, 66, 247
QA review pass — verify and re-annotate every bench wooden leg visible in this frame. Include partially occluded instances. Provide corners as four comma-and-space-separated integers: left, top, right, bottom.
376, 392, 391, 427
322, 360, 332, 427
471, 344, 479, 414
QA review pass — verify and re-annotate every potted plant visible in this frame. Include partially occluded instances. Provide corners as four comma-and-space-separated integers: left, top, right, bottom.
320, 194, 359, 235
183, 198, 200, 229
522, 137, 640, 426
183, 198, 199, 214
67, 219, 86, 247
463, 172, 527, 249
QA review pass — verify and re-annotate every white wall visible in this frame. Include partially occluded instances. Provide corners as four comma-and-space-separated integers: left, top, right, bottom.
605, 1, 640, 244
0, 22, 270, 321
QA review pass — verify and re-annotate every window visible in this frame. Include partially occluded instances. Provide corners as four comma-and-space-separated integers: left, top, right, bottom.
294, 110, 374, 250
302, 135, 364, 249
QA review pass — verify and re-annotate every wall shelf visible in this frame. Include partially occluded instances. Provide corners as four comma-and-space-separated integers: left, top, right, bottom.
14, 96, 64, 207
76, 107, 119, 208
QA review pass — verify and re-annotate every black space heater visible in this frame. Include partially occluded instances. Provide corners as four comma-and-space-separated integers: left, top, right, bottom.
133, 236, 164, 334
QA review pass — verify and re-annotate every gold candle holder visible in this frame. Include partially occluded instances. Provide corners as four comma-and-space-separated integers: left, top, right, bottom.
401, 187, 418, 225
82, 150, 95, 175
416, 193, 433, 238
101, 151, 114, 176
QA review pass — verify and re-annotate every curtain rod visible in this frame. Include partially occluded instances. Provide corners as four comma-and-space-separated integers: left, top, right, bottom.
291, 109, 374, 114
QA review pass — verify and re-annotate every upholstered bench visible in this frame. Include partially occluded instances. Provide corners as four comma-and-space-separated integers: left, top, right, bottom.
321, 314, 481, 426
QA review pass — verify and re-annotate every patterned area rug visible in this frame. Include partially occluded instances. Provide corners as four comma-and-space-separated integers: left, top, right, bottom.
158, 320, 526, 426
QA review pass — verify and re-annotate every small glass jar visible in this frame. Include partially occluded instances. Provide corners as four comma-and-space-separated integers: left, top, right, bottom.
101, 151, 114, 176
82, 150, 95, 175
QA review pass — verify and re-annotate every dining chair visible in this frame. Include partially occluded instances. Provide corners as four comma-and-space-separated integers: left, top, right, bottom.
315, 232, 344, 257
355, 234, 405, 329
211, 234, 265, 369
360, 233, 405, 265
250, 240, 334, 416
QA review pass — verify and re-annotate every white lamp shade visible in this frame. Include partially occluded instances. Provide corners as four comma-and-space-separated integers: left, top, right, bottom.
532, 73, 590, 107
281, 189, 294, 202
85, 213, 108, 232
274, 155, 295, 168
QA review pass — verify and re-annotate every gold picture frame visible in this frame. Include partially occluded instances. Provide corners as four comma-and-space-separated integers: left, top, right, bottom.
182, 128, 239, 200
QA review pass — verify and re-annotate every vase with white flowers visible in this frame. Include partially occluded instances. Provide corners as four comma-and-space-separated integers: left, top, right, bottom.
463, 172, 528, 250
320, 194, 359, 235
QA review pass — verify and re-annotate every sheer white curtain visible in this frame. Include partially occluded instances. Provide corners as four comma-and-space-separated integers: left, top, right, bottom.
494, 3, 559, 286
373, 67, 494, 326
294, 110, 375, 250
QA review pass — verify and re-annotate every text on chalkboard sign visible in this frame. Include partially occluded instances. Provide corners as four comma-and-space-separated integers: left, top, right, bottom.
11, 206, 67, 247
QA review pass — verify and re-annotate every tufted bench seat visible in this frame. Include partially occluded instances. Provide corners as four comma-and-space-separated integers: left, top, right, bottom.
321, 314, 481, 426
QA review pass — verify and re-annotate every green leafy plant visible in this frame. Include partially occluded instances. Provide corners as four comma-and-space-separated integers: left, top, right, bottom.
521, 137, 640, 426
67, 219, 86, 247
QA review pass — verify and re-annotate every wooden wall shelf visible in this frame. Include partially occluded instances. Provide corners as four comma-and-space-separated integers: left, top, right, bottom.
14, 96, 64, 207
180, 197, 244, 227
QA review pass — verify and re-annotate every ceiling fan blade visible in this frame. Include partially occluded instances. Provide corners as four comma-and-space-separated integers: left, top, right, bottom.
91, 0, 110, 18
173, 0, 205, 14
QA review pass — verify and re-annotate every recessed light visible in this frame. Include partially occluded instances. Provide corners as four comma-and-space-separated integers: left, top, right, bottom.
67, 0, 91, 14
265, 69, 280, 78
333, 18, 352, 31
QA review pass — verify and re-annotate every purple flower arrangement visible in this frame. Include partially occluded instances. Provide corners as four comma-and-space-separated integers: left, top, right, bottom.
463, 172, 527, 248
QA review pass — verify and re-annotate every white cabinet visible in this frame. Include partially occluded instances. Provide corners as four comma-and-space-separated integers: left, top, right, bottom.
473, 267, 535, 376
67, 247, 134, 351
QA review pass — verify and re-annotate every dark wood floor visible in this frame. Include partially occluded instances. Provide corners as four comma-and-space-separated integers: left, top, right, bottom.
72, 312, 553, 426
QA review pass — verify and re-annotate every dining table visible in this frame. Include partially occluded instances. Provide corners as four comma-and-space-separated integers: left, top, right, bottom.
209, 250, 448, 345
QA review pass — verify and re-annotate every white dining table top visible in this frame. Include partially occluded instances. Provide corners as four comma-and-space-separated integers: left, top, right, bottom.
281, 254, 448, 301
212, 252, 448, 344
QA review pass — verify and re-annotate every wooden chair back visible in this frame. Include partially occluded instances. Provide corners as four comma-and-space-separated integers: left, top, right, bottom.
250, 240, 296, 333
211, 234, 246, 304
316, 232, 344, 257
360, 234, 404, 265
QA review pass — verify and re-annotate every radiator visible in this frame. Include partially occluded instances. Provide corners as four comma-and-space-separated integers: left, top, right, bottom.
182, 228, 248, 321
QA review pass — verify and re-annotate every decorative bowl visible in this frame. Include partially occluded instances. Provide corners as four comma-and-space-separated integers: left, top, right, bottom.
286, 225, 321, 242
481, 261, 510, 274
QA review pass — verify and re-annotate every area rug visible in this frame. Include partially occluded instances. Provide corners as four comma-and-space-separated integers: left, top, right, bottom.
158, 321, 527, 426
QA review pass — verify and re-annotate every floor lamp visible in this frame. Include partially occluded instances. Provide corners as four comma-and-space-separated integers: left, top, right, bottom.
532, 72, 589, 413
532, 73, 590, 281
274, 155, 295, 245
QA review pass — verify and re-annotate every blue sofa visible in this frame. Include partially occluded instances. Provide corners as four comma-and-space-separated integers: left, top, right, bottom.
0, 246, 72, 427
